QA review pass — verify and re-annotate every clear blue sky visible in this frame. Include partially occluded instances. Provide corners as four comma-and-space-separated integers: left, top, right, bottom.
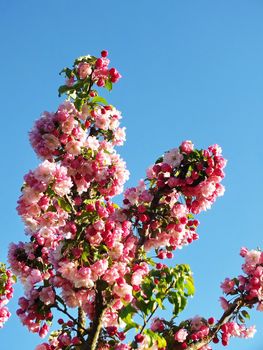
0, 1, 263, 349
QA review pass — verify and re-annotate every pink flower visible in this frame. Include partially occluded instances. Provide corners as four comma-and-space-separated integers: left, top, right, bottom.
114, 345, 131, 350
91, 259, 109, 278
219, 297, 229, 311
191, 316, 204, 331
245, 250, 261, 266
0, 307, 11, 328
174, 328, 188, 343
150, 318, 165, 332
65, 139, 83, 155
181, 140, 194, 154
86, 136, 100, 150
242, 325, 256, 338
171, 203, 188, 218
78, 62, 92, 79
35, 344, 50, 350
29, 269, 43, 285
113, 282, 133, 301
163, 148, 183, 168
39, 287, 55, 305
220, 278, 235, 294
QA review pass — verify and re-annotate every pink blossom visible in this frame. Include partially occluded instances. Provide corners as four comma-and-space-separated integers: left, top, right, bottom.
242, 325, 256, 338
13, 52, 232, 349
35, 344, 49, 350
150, 318, 165, 332
91, 259, 109, 278
219, 297, 229, 311
174, 328, 188, 342
65, 139, 83, 155
163, 148, 183, 167
171, 203, 188, 218
86, 136, 100, 150
0, 307, 11, 328
191, 316, 204, 331
29, 269, 43, 285
245, 250, 261, 266
114, 345, 131, 350
113, 283, 133, 301
78, 62, 92, 79
39, 287, 55, 305
220, 278, 235, 294
181, 140, 194, 154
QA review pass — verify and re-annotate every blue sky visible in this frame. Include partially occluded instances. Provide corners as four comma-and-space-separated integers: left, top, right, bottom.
0, 0, 263, 349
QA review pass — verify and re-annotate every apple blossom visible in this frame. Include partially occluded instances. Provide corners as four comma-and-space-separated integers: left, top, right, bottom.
0, 51, 261, 350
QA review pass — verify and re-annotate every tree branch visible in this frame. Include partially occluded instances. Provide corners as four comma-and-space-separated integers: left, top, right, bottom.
78, 307, 86, 337
171, 297, 258, 350
54, 299, 87, 334
81, 287, 107, 350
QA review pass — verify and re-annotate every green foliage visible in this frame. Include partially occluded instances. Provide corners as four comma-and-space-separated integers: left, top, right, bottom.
145, 329, 167, 347
119, 262, 194, 345
91, 96, 108, 105
57, 197, 72, 213
119, 304, 139, 332
104, 79, 113, 91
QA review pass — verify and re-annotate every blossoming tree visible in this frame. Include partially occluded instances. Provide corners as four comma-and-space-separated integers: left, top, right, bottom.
1, 51, 262, 350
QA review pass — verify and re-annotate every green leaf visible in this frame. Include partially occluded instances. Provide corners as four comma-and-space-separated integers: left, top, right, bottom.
119, 304, 137, 319
238, 314, 245, 323
179, 295, 187, 313
119, 304, 138, 331
241, 310, 250, 320
175, 276, 185, 289
74, 97, 84, 111
47, 205, 56, 212
46, 187, 56, 197
123, 322, 138, 333
136, 299, 155, 316
185, 275, 195, 296
12, 275, 17, 283
155, 157, 163, 164
60, 67, 73, 78
91, 96, 108, 105
155, 297, 165, 310
68, 91, 77, 100
104, 79, 113, 91
145, 330, 167, 348
142, 281, 155, 299
81, 250, 90, 263
58, 85, 71, 97
57, 197, 72, 212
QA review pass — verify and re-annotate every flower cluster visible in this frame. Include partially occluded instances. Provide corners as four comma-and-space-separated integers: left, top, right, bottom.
69, 50, 121, 89
17, 160, 72, 232
218, 322, 256, 346
10, 51, 131, 345
213, 247, 263, 346
220, 250, 263, 307
220, 248, 263, 309
169, 248, 262, 349
0, 264, 15, 328
9, 51, 252, 350
173, 316, 212, 349
30, 101, 126, 160
122, 141, 226, 255
34, 325, 82, 350
152, 313, 255, 350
